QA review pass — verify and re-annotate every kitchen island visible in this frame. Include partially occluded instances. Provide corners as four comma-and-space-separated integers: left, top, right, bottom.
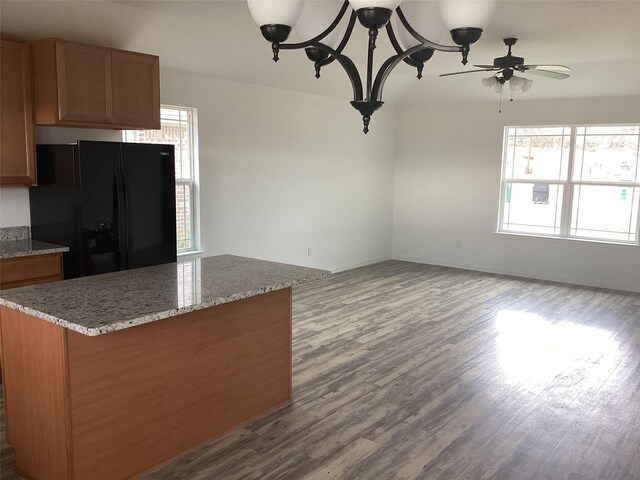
0, 255, 328, 480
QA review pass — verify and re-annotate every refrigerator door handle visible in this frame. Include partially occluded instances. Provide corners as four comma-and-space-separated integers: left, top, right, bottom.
114, 171, 127, 270
121, 170, 135, 269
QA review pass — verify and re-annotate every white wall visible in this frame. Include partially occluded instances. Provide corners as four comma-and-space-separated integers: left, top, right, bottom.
393, 96, 640, 292
0, 188, 31, 227
160, 69, 396, 271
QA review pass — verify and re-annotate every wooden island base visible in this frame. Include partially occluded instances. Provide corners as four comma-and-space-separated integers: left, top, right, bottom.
0, 288, 292, 480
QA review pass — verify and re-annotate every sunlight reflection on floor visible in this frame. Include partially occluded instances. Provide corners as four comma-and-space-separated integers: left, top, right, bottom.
495, 310, 621, 396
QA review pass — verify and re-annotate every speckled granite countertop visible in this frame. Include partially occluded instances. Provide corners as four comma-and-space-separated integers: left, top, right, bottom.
0, 238, 70, 259
0, 255, 329, 336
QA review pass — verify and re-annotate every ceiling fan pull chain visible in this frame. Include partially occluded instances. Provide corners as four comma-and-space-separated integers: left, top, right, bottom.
499, 90, 503, 114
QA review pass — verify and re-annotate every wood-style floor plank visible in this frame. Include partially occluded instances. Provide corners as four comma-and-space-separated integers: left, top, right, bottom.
2, 260, 639, 479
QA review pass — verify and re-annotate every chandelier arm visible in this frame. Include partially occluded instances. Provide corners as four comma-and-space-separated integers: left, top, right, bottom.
290, 42, 364, 101
280, 0, 351, 50
365, 29, 377, 100
317, 11, 358, 69
385, 22, 422, 69
371, 44, 432, 102
395, 6, 460, 53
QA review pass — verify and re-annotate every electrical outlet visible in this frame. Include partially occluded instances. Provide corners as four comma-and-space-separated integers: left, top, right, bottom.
307, 247, 312, 257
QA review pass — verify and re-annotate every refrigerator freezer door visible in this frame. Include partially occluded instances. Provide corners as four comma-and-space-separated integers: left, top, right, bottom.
30, 145, 83, 278
121, 143, 177, 269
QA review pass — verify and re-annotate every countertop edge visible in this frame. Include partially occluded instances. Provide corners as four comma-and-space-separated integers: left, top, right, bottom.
0, 271, 329, 336
0, 246, 70, 259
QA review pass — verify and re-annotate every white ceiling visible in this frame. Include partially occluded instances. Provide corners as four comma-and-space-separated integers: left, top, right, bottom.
1, 0, 639, 106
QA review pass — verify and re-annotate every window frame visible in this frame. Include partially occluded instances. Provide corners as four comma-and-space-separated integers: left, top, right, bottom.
497, 124, 640, 246
124, 105, 200, 254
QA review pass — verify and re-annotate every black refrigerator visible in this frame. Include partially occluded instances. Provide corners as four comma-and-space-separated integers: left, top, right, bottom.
30, 141, 177, 279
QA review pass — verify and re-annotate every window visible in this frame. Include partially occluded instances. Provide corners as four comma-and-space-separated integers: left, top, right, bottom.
498, 125, 640, 244
125, 106, 199, 253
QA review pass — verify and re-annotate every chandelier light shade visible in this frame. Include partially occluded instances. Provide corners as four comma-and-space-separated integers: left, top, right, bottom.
293, 1, 346, 47
348, 0, 402, 11
247, 0, 305, 27
438, 0, 495, 30
393, 1, 446, 50
248, 0, 494, 133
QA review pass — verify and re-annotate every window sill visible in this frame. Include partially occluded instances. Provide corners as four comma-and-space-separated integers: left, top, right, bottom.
177, 250, 206, 261
495, 231, 639, 248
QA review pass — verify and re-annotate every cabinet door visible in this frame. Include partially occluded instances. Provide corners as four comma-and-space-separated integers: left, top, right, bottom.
0, 40, 36, 185
112, 51, 160, 129
56, 42, 113, 123
0, 253, 64, 290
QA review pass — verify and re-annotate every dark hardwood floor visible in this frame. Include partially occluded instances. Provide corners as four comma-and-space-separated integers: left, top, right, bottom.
2, 260, 639, 479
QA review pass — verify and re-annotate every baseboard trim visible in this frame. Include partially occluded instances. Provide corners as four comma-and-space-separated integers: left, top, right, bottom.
330, 255, 392, 274
392, 254, 640, 294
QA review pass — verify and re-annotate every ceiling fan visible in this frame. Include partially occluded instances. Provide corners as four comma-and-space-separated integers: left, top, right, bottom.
439, 38, 571, 94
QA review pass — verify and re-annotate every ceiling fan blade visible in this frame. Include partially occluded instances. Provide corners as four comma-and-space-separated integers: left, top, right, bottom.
523, 64, 571, 72
473, 65, 500, 69
522, 68, 570, 80
439, 69, 495, 77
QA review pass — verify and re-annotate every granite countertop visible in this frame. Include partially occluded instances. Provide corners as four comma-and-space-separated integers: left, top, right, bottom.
0, 255, 329, 336
0, 238, 70, 259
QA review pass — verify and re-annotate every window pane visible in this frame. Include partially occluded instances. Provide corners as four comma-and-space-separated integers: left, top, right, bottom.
574, 129, 639, 183
128, 108, 193, 181
176, 183, 193, 251
161, 107, 181, 121
570, 185, 639, 242
583, 126, 639, 136
177, 120, 191, 180
505, 128, 570, 181
502, 182, 564, 235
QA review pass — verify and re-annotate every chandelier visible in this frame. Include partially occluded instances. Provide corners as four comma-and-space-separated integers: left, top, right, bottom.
248, 0, 494, 133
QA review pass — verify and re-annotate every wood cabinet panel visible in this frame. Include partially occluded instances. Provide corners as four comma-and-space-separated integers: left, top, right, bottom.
112, 51, 160, 129
0, 307, 71, 480
0, 253, 63, 290
31, 38, 160, 129
67, 288, 292, 479
0, 40, 36, 185
56, 42, 113, 123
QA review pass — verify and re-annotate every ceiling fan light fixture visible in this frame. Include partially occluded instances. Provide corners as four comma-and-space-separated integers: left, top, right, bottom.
509, 75, 524, 91
481, 76, 497, 88
490, 82, 503, 94
440, 38, 566, 101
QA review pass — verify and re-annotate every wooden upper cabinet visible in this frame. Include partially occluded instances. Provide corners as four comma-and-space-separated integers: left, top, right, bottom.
0, 39, 37, 185
112, 51, 160, 129
56, 42, 113, 124
30, 39, 160, 130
